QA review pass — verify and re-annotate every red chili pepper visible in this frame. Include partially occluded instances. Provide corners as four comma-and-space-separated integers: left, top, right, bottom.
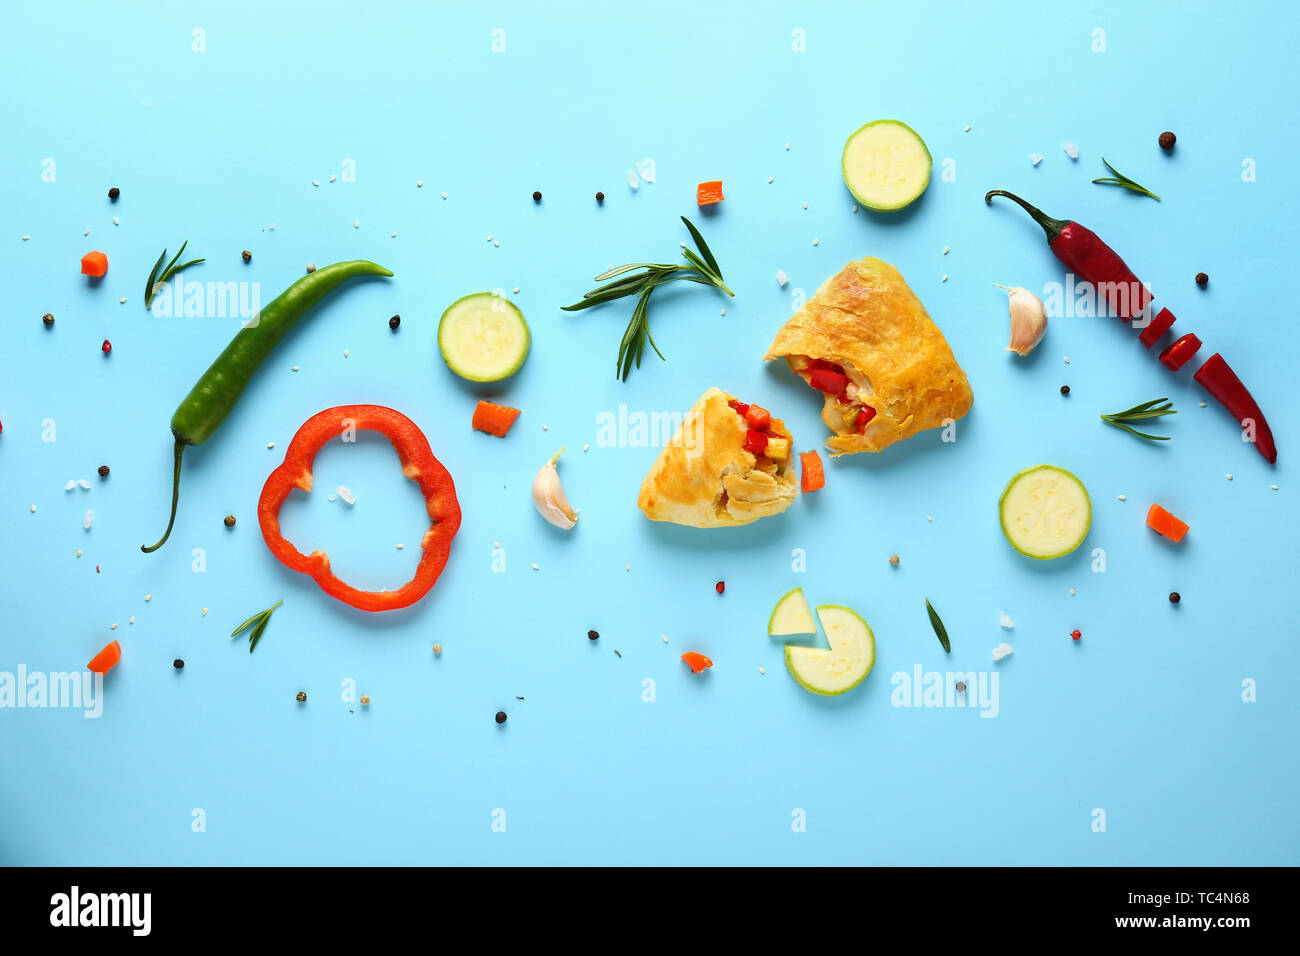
1139, 307, 1177, 349
1193, 354, 1277, 464
743, 429, 768, 456
986, 191, 1152, 322
808, 368, 848, 394
1158, 333, 1202, 372
257, 405, 462, 610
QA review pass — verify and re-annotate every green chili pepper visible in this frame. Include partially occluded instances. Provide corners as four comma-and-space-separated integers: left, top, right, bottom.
141, 260, 393, 553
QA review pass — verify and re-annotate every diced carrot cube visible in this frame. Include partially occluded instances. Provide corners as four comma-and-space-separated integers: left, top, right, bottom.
1146, 503, 1189, 543
696, 181, 724, 206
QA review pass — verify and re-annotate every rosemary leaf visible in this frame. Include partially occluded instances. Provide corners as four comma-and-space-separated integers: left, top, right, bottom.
565, 219, 731, 380
143, 248, 167, 308
1092, 158, 1161, 200
1101, 398, 1176, 441
925, 599, 951, 654
680, 216, 722, 278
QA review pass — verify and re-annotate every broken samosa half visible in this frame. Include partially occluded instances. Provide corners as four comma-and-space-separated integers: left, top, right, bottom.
637, 387, 799, 528
764, 257, 973, 456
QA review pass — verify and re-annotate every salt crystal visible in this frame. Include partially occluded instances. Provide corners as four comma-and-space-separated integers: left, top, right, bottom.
1030, 153, 1044, 166
1063, 141, 1079, 159
65, 480, 76, 492
999, 611, 1014, 629
337, 485, 356, 505
78, 479, 90, 490
776, 270, 788, 287
627, 170, 640, 189
992, 643, 1014, 662
83, 509, 94, 529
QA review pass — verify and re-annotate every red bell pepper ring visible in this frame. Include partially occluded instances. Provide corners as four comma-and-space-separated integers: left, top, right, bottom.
1194, 354, 1277, 464
257, 405, 462, 611
1158, 332, 1202, 372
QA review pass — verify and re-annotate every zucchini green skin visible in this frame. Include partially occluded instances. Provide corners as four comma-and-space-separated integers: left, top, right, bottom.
171, 259, 393, 445
142, 260, 392, 553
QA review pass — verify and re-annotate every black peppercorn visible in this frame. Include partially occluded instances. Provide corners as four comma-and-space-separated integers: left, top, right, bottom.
296, 691, 307, 702
173, 658, 184, 669
241, 250, 252, 262
1060, 385, 1070, 395
595, 191, 605, 204
98, 465, 110, 478
1195, 272, 1208, 287
1158, 131, 1176, 151
495, 711, 507, 724
388, 314, 400, 330
1169, 591, 1181, 604
224, 514, 236, 528
42, 312, 54, 327
108, 187, 120, 201
532, 190, 542, 202
587, 629, 599, 640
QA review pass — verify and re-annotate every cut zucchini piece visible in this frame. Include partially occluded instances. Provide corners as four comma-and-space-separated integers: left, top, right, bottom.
768, 587, 816, 637
437, 292, 530, 382
784, 604, 875, 697
999, 464, 1091, 559
841, 119, 932, 211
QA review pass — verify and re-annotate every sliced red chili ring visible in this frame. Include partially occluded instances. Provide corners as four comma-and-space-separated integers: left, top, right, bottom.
1159, 333, 1202, 372
1139, 307, 1176, 349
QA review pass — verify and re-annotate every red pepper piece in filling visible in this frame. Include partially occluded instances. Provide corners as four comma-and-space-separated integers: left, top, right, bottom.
743, 429, 769, 456
1139, 307, 1177, 349
257, 405, 462, 611
808, 368, 848, 394
728, 399, 750, 417
1193, 354, 1277, 464
985, 191, 1152, 322
854, 406, 877, 433
1159, 333, 1202, 372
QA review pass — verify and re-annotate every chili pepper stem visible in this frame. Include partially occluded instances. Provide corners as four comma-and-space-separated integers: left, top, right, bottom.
984, 189, 1069, 243
141, 439, 186, 553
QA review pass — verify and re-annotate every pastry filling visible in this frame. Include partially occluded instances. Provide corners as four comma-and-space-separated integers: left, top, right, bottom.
788, 357, 876, 434
728, 398, 791, 467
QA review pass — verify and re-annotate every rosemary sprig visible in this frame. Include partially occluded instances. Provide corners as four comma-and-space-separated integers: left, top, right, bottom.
925, 599, 951, 654
144, 240, 206, 308
1100, 397, 1177, 441
231, 599, 283, 653
1092, 158, 1161, 200
562, 216, 733, 380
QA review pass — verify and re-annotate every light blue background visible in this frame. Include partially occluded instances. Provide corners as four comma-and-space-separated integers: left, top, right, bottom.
1, 0, 1296, 865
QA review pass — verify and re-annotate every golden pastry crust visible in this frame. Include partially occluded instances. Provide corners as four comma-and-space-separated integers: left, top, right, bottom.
637, 387, 798, 528
763, 257, 973, 456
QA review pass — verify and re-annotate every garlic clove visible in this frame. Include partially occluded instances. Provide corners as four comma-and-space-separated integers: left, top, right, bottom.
996, 284, 1048, 356
532, 446, 578, 529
